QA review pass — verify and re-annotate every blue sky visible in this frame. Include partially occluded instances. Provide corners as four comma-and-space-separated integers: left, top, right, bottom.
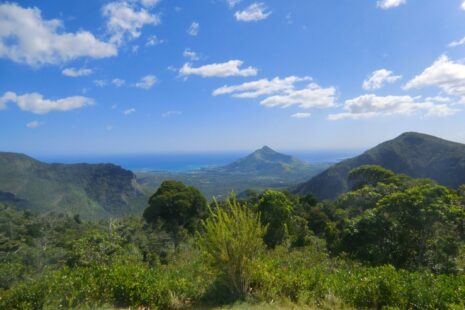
1, 0, 465, 155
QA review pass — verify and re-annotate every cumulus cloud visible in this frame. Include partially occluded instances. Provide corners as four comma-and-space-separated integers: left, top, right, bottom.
112, 78, 125, 87
140, 0, 161, 8
0, 3, 116, 66
362, 69, 402, 90
235, 3, 271, 22
261, 83, 336, 109
103, 1, 160, 45
213, 76, 310, 98
448, 36, 465, 48
133, 75, 157, 89
227, 0, 242, 8
123, 108, 136, 115
0, 91, 94, 114
187, 22, 200, 36
62, 67, 93, 77
328, 94, 457, 120
214, 76, 336, 109
94, 80, 108, 87
291, 112, 311, 119
180, 60, 257, 78
404, 55, 465, 100
183, 48, 199, 61
26, 120, 45, 128
146, 35, 161, 46
377, 0, 406, 9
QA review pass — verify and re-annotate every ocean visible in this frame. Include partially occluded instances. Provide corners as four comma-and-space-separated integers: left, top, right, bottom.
35, 150, 361, 172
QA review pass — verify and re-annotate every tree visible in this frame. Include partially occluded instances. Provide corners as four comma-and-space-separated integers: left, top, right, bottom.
348, 165, 396, 190
197, 197, 266, 299
143, 181, 207, 245
256, 190, 293, 248
340, 184, 465, 272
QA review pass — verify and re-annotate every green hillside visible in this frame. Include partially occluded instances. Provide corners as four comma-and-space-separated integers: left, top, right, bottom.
216, 146, 313, 175
137, 146, 329, 200
0, 152, 146, 218
293, 132, 465, 199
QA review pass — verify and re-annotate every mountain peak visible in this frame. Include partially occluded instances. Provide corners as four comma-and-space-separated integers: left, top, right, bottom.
255, 145, 276, 154
294, 132, 465, 199
217, 145, 311, 175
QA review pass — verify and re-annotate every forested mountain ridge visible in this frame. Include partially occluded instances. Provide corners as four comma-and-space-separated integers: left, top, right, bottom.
293, 132, 465, 199
0, 152, 146, 218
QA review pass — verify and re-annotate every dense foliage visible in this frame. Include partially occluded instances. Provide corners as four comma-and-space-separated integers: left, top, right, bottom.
1, 165, 465, 309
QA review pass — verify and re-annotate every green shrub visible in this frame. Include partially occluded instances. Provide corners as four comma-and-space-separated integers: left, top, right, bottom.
197, 197, 266, 299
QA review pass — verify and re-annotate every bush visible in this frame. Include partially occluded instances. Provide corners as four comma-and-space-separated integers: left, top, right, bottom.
197, 197, 266, 299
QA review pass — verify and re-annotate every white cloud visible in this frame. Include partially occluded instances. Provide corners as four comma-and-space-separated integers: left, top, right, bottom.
62, 67, 93, 77
0, 3, 116, 66
227, 0, 242, 8
133, 75, 157, 89
183, 48, 199, 61
112, 78, 125, 87
235, 3, 271, 22
26, 120, 45, 128
404, 55, 465, 100
328, 94, 457, 120
146, 35, 161, 46
214, 76, 336, 109
187, 22, 199, 36
291, 112, 311, 119
94, 80, 108, 87
0, 91, 94, 114
180, 60, 257, 78
140, 0, 161, 8
425, 96, 451, 103
103, 1, 160, 45
213, 76, 310, 98
448, 36, 465, 48
123, 108, 136, 115
462, 1, 465, 10
376, 0, 406, 9
0, 92, 16, 110
362, 69, 402, 90
162, 110, 182, 117
261, 83, 336, 109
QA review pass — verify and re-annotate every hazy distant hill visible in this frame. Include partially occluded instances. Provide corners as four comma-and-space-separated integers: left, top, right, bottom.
0, 152, 146, 218
212, 146, 312, 175
137, 146, 329, 199
293, 132, 465, 199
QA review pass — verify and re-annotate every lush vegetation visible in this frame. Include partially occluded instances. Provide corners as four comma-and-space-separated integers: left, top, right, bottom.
0, 152, 146, 219
1, 166, 465, 309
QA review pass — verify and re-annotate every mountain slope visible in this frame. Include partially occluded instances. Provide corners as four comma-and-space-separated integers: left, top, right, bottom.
137, 146, 329, 200
293, 132, 465, 199
213, 146, 312, 176
0, 152, 146, 218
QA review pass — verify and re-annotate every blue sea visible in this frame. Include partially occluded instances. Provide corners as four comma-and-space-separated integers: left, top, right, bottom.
36, 150, 361, 172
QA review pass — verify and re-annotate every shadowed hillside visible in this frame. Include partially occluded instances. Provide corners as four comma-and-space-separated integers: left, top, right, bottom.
293, 132, 465, 199
0, 152, 146, 218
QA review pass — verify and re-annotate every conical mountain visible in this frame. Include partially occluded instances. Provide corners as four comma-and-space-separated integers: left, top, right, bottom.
293, 132, 465, 199
217, 146, 312, 175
